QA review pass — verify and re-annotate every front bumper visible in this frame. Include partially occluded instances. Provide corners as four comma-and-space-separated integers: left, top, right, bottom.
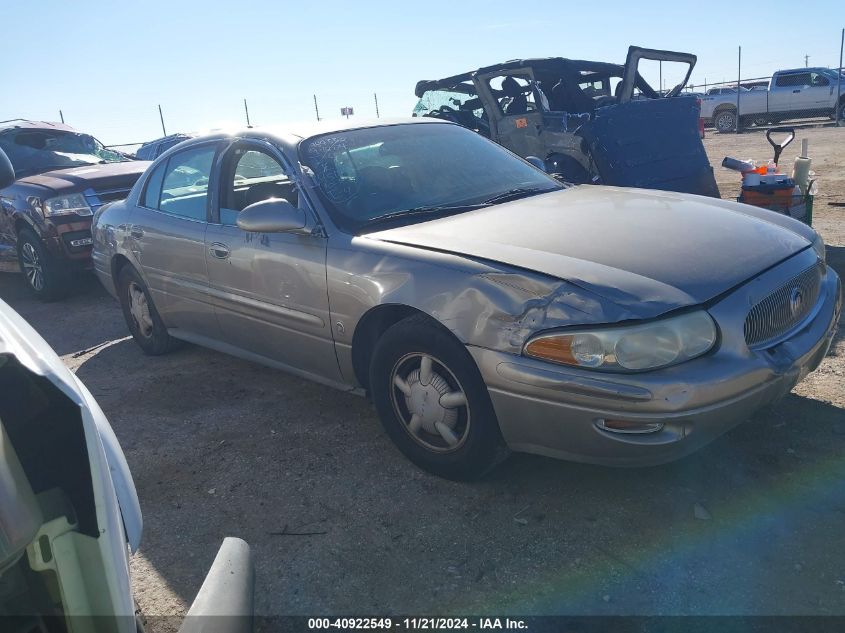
471, 252, 841, 466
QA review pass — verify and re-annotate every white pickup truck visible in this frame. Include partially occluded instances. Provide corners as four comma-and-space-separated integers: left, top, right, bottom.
701, 67, 844, 132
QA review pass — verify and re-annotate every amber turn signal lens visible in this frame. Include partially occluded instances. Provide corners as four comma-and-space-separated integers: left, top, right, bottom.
524, 335, 576, 364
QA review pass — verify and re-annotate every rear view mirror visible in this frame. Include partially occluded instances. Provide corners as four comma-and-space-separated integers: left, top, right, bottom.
237, 198, 307, 233
0, 148, 15, 189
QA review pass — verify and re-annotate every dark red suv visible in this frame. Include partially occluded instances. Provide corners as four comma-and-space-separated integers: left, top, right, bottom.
0, 120, 149, 300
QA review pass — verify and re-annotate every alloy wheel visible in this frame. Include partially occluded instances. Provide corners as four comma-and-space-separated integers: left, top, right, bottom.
127, 282, 154, 338
20, 242, 44, 291
389, 352, 470, 453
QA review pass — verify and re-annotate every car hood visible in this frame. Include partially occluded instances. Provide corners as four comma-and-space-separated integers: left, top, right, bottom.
14, 160, 149, 192
364, 186, 812, 317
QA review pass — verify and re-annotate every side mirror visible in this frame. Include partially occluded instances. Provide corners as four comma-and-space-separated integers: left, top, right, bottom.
525, 156, 546, 171
236, 198, 307, 233
0, 148, 15, 189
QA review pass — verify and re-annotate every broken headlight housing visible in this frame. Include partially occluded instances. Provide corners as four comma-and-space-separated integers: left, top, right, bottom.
42, 193, 92, 217
524, 310, 717, 372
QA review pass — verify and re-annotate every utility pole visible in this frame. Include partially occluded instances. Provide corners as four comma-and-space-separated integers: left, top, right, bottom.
313, 94, 320, 121
158, 104, 167, 136
659, 60, 663, 96
736, 46, 742, 134
837, 28, 844, 125
374, 92, 380, 118
804, 54, 810, 67
243, 98, 251, 127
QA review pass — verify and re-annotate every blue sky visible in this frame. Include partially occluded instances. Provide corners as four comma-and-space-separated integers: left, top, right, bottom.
2, 0, 841, 146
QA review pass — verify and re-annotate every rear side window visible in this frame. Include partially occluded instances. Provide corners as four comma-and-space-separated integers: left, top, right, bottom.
142, 162, 166, 208
776, 73, 810, 87
158, 145, 216, 221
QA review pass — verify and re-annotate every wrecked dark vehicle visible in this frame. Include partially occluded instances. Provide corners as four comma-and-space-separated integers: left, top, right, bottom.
414, 46, 720, 197
0, 120, 149, 300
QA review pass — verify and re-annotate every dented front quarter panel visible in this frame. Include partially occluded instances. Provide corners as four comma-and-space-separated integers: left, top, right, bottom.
327, 234, 653, 385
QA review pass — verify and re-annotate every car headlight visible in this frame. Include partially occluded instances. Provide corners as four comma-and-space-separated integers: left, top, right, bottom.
811, 232, 826, 262
42, 193, 92, 217
524, 310, 717, 372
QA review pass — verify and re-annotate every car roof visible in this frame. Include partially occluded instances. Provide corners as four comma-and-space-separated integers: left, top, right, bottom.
778, 67, 832, 74
0, 119, 80, 134
171, 117, 450, 153
415, 57, 625, 97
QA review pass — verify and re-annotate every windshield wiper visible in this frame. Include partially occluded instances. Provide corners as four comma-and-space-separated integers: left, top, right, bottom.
481, 186, 557, 205
360, 203, 489, 231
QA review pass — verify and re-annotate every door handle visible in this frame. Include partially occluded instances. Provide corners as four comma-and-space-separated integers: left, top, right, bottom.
129, 226, 144, 239
792, 89, 801, 93
209, 242, 230, 259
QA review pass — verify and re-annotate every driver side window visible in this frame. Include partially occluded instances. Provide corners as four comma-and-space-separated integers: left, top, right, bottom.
219, 148, 296, 226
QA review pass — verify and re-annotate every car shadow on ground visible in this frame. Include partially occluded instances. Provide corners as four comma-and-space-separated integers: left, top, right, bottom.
0, 272, 125, 356
74, 334, 845, 617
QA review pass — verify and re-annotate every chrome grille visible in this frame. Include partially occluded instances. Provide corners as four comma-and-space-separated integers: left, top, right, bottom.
744, 262, 824, 348
83, 186, 133, 211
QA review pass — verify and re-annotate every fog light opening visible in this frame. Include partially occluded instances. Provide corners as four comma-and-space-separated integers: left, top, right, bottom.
595, 418, 665, 435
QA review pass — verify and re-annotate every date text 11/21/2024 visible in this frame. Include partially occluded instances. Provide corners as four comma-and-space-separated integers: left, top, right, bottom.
307, 618, 529, 630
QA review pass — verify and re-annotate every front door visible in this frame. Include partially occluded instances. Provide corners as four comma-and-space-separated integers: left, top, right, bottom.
204, 141, 341, 382
130, 142, 220, 336
476, 71, 545, 159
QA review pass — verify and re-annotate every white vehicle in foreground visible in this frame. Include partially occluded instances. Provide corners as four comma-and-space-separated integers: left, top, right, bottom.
0, 150, 254, 633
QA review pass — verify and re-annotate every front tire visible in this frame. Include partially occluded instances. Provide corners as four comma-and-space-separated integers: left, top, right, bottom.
369, 314, 508, 480
117, 265, 174, 355
16, 228, 68, 301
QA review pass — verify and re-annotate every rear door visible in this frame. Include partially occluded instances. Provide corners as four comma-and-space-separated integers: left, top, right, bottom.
130, 142, 221, 335
204, 140, 341, 382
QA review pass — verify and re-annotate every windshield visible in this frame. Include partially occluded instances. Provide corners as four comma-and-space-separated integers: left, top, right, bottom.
299, 123, 561, 233
0, 128, 127, 177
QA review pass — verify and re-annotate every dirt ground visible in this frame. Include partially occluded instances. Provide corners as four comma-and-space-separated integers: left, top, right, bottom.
0, 126, 843, 630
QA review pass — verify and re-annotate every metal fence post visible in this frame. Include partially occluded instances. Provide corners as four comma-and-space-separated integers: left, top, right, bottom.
736, 46, 741, 133
838, 28, 844, 126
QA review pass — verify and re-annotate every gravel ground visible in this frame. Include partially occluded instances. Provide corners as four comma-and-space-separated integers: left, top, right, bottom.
0, 126, 843, 630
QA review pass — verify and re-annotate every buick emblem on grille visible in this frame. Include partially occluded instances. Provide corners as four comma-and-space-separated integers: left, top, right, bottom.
789, 286, 805, 317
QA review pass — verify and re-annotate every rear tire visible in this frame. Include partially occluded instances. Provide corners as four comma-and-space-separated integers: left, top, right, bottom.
369, 314, 508, 480
714, 109, 737, 133
117, 265, 174, 355
16, 228, 68, 301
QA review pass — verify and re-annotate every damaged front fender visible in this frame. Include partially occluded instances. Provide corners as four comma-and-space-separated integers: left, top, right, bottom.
328, 238, 675, 384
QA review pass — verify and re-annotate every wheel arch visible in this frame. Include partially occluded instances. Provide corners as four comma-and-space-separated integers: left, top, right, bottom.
14, 217, 34, 237
350, 304, 438, 391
